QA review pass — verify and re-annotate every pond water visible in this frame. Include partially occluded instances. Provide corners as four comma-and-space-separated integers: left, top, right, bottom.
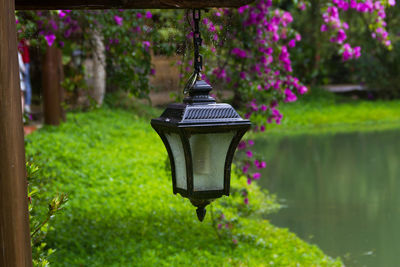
255, 129, 400, 267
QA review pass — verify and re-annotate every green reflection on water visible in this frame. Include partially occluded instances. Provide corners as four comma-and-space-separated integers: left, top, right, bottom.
255, 129, 400, 267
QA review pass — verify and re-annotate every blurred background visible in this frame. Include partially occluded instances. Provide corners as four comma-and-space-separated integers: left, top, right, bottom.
16, 3, 400, 267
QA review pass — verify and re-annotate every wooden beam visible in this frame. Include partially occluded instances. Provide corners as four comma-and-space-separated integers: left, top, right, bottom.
0, 0, 33, 266
15, 0, 254, 10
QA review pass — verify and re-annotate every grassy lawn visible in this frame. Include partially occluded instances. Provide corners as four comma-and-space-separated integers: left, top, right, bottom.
263, 89, 400, 135
26, 108, 342, 266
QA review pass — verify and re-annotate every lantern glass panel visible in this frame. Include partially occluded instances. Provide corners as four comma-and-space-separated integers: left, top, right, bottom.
189, 131, 236, 191
165, 133, 187, 190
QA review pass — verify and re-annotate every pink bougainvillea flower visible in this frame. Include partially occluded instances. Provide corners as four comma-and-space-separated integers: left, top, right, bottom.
353, 46, 361, 58
238, 5, 249, 14
145, 11, 152, 19
238, 141, 246, 150
114, 15, 123, 26
244, 198, 249, 205
246, 150, 253, 158
248, 140, 254, 146
59, 10, 66, 18
284, 88, 297, 102
260, 104, 268, 111
136, 12, 143, 19
242, 164, 249, 173
253, 173, 261, 180
45, 33, 56, 47
231, 48, 247, 58
336, 29, 347, 43
212, 67, 226, 79
48, 20, 58, 31
298, 85, 308, 94
254, 160, 266, 169
142, 41, 151, 51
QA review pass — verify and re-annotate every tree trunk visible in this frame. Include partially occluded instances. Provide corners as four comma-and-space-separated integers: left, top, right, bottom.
42, 45, 64, 125
0, 0, 33, 266
91, 30, 106, 106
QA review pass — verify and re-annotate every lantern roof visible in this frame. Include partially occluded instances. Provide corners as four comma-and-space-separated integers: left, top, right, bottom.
15, 0, 255, 10
151, 80, 250, 128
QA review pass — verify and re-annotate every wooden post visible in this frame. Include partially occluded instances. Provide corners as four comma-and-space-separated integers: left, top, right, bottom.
42, 45, 64, 125
0, 0, 33, 266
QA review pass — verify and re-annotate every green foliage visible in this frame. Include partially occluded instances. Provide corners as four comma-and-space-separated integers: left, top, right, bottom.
16, 10, 156, 102
27, 161, 68, 267
354, 39, 400, 98
25, 108, 342, 266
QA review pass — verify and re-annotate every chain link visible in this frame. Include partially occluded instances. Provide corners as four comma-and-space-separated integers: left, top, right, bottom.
184, 9, 203, 95
193, 9, 203, 75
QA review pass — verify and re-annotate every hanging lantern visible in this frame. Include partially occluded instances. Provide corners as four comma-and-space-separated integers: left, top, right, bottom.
151, 9, 250, 221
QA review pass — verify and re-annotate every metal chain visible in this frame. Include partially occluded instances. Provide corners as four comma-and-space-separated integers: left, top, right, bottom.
184, 9, 203, 95
193, 9, 203, 75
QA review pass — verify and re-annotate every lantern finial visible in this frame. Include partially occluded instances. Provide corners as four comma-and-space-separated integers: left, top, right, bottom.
190, 199, 212, 222
196, 207, 206, 222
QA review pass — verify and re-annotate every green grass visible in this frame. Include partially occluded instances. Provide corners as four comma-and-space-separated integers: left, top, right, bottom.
26, 108, 342, 267
262, 89, 400, 135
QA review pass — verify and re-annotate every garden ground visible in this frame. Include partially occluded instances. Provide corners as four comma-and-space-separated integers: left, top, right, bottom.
26, 107, 342, 267
261, 88, 400, 135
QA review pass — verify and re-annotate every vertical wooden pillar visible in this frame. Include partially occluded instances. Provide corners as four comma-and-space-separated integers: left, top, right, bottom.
0, 0, 33, 266
42, 45, 64, 125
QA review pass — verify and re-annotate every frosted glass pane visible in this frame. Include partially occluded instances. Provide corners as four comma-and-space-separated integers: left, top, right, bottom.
165, 133, 187, 190
190, 132, 235, 191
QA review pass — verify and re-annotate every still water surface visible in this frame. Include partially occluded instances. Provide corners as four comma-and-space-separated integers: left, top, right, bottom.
255, 130, 400, 267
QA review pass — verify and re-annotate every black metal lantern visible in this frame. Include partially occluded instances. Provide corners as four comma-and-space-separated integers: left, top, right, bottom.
151, 9, 250, 221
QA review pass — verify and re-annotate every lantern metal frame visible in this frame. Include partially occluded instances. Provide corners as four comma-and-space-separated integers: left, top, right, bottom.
151, 80, 251, 220
151, 9, 251, 221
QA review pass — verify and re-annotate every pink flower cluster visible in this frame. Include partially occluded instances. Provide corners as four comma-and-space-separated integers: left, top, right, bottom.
36, 10, 77, 47
321, 0, 395, 60
231, 48, 248, 58
342, 44, 361, 61
114, 15, 123, 26
237, 139, 267, 185
204, 3, 310, 191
